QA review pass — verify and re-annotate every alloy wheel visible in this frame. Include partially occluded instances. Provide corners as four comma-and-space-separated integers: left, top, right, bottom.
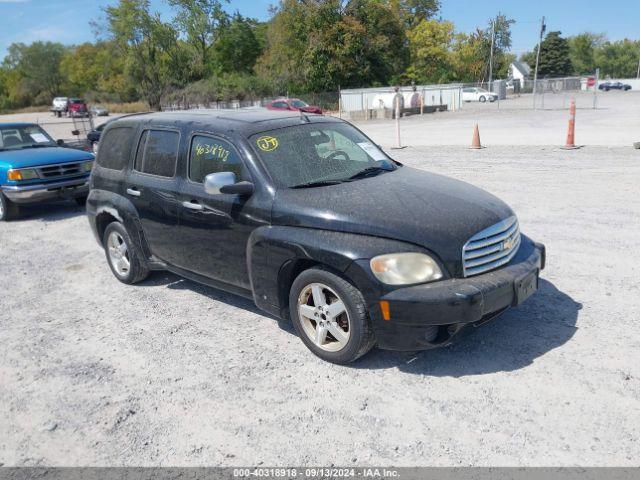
297, 282, 350, 352
107, 231, 131, 278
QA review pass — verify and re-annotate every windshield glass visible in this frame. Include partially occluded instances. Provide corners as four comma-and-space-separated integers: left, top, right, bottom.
291, 99, 308, 108
250, 123, 397, 188
0, 125, 55, 150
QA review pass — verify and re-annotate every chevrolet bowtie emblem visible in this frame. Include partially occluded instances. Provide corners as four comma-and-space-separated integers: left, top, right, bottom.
503, 237, 515, 250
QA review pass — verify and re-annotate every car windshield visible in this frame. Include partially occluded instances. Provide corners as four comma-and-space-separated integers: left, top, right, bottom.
291, 100, 308, 108
250, 122, 397, 188
0, 125, 55, 151
477, 88, 488, 93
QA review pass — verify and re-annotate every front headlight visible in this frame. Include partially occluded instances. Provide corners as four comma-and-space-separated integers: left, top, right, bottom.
82, 160, 94, 172
370, 253, 443, 285
7, 168, 38, 181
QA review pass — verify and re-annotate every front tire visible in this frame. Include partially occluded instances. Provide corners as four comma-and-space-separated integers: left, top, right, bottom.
0, 193, 20, 221
103, 222, 149, 284
479, 96, 487, 103
289, 268, 375, 364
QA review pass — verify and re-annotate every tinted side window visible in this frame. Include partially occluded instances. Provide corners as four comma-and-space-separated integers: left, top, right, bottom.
96, 127, 134, 170
189, 135, 244, 183
133, 130, 179, 177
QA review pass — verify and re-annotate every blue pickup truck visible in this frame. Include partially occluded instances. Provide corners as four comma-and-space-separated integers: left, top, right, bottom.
0, 123, 94, 221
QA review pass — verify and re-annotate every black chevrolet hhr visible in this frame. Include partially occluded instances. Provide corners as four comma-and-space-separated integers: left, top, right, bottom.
87, 110, 545, 364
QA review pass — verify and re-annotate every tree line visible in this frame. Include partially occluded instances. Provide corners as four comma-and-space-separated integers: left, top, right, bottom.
0, 0, 638, 111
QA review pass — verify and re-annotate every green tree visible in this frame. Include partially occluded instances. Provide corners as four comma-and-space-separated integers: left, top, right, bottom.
213, 13, 263, 74
569, 32, 606, 75
594, 39, 640, 77
3, 42, 68, 103
391, 0, 440, 28
451, 30, 488, 82
404, 20, 454, 84
168, 0, 229, 78
60, 41, 134, 100
537, 31, 573, 77
105, 0, 181, 110
257, 0, 407, 92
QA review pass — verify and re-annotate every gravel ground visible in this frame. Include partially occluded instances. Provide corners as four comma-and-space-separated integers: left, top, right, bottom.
354, 91, 640, 147
1, 143, 639, 466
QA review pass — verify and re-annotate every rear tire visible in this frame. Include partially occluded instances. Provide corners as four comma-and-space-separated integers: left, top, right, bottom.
289, 267, 375, 364
0, 193, 20, 221
479, 96, 487, 103
103, 222, 149, 284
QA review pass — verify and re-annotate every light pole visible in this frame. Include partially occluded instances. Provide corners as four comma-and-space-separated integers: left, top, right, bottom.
488, 18, 495, 93
532, 16, 546, 109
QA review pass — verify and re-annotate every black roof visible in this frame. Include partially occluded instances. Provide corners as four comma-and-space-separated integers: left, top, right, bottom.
111, 109, 341, 137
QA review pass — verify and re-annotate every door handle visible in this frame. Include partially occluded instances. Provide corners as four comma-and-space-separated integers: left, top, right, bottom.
182, 201, 204, 211
126, 188, 141, 197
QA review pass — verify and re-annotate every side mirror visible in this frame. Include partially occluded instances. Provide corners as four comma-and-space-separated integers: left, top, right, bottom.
56, 139, 65, 146
204, 172, 254, 196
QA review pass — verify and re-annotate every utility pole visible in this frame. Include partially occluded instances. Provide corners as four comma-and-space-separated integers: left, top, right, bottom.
488, 18, 495, 93
532, 16, 546, 109
637, 58, 640, 79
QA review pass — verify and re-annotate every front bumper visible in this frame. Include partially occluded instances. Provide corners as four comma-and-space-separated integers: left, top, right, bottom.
372, 238, 545, 351
1, 177, 89, 204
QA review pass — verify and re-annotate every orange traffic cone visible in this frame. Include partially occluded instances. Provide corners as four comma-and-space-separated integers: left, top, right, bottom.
561, 99, 580, 150
470, 124, 483, 149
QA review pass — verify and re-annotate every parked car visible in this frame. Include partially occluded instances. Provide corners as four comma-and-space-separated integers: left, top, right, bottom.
87, 120, 115, 154
266, 98, 323, 114
462, 87, 498, 103
68, 98, 89, 117
87, 110, 545, 364
90, 105, 110, 117
51, 97, 69, 118
598, 82, 632, 91
0, 123, 94, 220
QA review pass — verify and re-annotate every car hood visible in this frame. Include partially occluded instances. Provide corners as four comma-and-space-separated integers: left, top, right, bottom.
0, 146, 94, 170
272, 166, 514, 277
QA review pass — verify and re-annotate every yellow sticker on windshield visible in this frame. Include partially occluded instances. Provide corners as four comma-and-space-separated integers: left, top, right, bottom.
256, 136, 279, 152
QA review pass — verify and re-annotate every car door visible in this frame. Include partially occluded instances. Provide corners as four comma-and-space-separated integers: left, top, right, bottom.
125, 127, 183, 265
271, 101, 290, 111
462, 88, 474, 102
174, 133, 262, 289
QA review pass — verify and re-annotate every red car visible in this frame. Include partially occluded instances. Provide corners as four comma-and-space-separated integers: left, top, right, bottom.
68, 98, 89, 118
266, 98, 323, 114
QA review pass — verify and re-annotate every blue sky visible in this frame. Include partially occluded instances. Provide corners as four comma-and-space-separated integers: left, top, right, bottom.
0, 0, 638, 59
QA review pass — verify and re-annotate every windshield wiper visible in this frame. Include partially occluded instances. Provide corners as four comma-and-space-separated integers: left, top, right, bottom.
290, 180, 346, 189
348, 166, 394, 181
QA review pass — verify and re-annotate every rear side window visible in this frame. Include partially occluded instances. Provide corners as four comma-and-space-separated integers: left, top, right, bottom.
189, 135, 244, 183
96, 127, 134, 170
134, 129, 179, 177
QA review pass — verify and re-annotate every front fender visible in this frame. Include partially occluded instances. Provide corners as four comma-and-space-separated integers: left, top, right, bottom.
247, 226, 433, 318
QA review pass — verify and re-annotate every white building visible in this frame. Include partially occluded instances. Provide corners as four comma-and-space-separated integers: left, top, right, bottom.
509, 61, 531, 84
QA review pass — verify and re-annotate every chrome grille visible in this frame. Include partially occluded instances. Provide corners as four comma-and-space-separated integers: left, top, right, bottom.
36, 161, 84, 179
463, 216, 521, 277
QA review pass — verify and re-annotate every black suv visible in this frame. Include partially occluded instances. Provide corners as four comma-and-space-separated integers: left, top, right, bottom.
87, 110, 545, 364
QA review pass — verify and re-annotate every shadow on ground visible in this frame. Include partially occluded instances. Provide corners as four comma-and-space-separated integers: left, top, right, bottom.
355, 279, 581, 376
140, 271, 287, 325
10, 200, 85, 222
139, 273, 579, 376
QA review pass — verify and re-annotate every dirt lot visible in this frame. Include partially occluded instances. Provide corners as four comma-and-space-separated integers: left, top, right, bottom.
2, 146, 639, 467
1, 96, 640, 467
355, 90, 640, 147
